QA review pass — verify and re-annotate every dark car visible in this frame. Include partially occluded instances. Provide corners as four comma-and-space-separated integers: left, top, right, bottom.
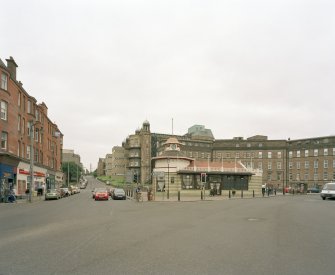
112, 188, 126, 200
307, 187, 320, 193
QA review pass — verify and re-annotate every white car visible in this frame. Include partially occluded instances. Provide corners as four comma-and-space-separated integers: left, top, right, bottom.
320, 183, 335, 200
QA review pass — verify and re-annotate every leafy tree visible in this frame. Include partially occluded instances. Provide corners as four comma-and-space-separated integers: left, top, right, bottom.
62, 162, 82, 183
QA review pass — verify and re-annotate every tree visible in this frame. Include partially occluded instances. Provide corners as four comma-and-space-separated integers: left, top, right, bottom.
62, 162, 82, 183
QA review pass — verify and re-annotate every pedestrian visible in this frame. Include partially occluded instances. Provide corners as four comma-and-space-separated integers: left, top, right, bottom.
262, 184, 266, 197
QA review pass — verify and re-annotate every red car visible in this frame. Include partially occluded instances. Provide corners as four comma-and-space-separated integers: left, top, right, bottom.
94, 188, 109, 201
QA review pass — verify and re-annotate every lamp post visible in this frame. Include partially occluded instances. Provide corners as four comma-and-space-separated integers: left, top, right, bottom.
29, 120, 39, 203
167, 158, 170, 199
67, 162, 69, 187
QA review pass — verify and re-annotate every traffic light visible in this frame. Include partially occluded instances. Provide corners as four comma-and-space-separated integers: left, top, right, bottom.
201, 173, 207, 183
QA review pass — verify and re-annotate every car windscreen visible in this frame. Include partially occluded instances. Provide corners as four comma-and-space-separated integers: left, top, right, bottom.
324, 184, 335, 190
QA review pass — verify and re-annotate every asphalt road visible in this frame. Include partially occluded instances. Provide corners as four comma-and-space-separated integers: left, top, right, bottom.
0, 176, 335, 275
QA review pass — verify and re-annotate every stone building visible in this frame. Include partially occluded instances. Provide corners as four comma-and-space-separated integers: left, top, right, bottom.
121, 121, 335, 191
97, 158, 105, 177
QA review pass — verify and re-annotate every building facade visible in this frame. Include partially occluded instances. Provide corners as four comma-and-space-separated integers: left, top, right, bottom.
1, 56, 63, 198
121, 121, 335, 191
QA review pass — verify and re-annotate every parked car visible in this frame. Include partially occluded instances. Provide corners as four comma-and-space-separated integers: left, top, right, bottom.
112, 188, 126, 200
94, 188, 109, 201
45, 189, 61, 200
307, 187, 320, 193
320, 183, 335, 200
60, 187, 71, 197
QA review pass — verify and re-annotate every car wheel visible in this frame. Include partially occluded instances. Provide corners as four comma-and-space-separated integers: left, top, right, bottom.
322, 197, 326, 200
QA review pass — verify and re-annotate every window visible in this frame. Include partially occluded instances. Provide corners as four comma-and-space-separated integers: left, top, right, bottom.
333, 148, 335, 155
258, 152, 262, 158
289, 151, 293, 158
305, 150, 309, 157
1, 101, 8, 120
236, 153, 240, 158
314, 160, 318, 168
289, 173, 293, 181
324, 148, 328, 156
18, 115, 21, 131
297, 162, 300, 170
314, 174, 318, 181
268, 152, 272, 159
22, 118, 25, 134
277, 152, 282, 158
304, 173, 309, 181
289, 162, 293, 169
35, 128, 39, 142
296, 173, 300, 181
18, 91, 21, 107
305, 161, 309, 169
22, 143, 25, 158
258, 162, 262, 169
27, 100, 31, 114
267, 173, 272, 181
1, 132, 8, 150
314, 149, 318, 157
297, 151, 301, 157
323, 172, 328, 180
277, 173, 281, 180
324, 160, 328, 169
17, 141, 20, 156
268, 162, 272, 170
1, 72, 8, 90
333, 160, 335, 169
27, 145, 31, 159
277, 162, 282, 169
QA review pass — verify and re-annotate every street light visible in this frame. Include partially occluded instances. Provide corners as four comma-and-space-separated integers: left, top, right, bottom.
167, 158, 170, 199
29, 120, 40, 203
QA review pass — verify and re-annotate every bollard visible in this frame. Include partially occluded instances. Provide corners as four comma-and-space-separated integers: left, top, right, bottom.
229, 190, 231, 199
201, 190, 203, 200
241, 190, 243, 198
178, 191, 180, 201
253, 190, 255, 198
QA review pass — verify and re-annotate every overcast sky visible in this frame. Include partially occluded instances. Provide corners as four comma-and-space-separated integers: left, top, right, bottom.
2, 0, 335, 170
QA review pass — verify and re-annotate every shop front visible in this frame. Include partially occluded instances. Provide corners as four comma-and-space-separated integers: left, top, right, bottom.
0, 162, 17, 201
17, 162, 47, 196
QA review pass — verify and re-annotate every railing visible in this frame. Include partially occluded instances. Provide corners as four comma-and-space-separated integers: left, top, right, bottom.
181, 167, 262, 174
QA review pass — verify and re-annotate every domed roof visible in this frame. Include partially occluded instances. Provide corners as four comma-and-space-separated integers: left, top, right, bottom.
143, 120, 150, 125
164, 137, 182, 145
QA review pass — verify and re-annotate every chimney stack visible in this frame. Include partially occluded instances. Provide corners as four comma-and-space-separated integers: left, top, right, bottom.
6, 56, 18, 81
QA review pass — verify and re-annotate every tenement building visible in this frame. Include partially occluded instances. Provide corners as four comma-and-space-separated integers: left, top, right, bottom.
122, 121, 335, 192
0, 56, 63, 199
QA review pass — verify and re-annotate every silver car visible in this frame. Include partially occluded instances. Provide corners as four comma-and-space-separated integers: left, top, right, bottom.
45, 189, 61, 200
112, 188, 126, 200
320, 183, 335, 200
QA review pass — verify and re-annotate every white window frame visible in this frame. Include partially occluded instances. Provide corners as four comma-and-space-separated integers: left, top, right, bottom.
1, 132, 8, 150
268, 152, 272, 159
324, 148, 328, 156
305, 161, 309, 169
324, 160, 328, 169
314, 149, 318, 157
305, 150, 309, 157
1, 72, 8, 90
1, 100, 8, 120
297, 150, 301, 158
